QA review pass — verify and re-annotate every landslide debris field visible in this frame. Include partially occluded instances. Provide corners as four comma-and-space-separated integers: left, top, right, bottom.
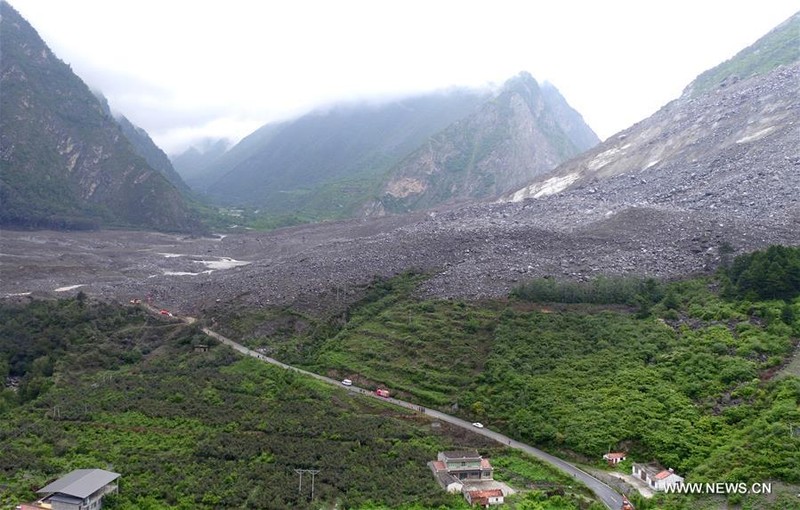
4, 62, 798, 317
2, 191, 798, 317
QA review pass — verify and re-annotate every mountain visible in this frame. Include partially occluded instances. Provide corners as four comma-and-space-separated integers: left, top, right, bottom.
90, 91, 188, 193
115, 115, 191, 195
375, 72, 599, 214
507, 13, 800, 217
0, 1, 200, 232
194, 90, 492, 218
171, 138, 230, 184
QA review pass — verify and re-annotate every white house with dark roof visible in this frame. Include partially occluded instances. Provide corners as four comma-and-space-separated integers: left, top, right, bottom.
21, 469, 120, 510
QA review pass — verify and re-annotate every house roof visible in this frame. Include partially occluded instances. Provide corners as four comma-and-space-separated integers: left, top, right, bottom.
655, 470, 675, 480
431, 461, 446, 472
603, 452, 627, 459
46, 493, 84, 505
468, 489, 504, 498
437, 472, 462, 487
37, 469, 120, 499
442, 450, 481, 460
633, 463, 663, 478
480, 458, 493, 469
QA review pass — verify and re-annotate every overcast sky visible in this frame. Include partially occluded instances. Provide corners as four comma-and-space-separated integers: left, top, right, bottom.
10, 0, 799, 154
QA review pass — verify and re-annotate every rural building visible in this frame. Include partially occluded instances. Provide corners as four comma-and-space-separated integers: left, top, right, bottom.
435, 450, 494, 481
602, 452, 627, 465
464, 488, 504, 507
429, 450, 509, 505
21, 468, 120, 510
632, 463, 684, 491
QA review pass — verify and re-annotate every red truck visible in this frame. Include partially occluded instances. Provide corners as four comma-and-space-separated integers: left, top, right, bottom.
375, 389, 390, 398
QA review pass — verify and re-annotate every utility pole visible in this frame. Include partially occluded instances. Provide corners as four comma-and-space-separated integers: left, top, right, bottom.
294, 469, 303, 495
294, 468, 321, 500
309, 469, 320, 500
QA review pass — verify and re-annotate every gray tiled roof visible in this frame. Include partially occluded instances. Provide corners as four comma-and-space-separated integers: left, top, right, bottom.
442, 450, 480, 460
37, 469, 120, 499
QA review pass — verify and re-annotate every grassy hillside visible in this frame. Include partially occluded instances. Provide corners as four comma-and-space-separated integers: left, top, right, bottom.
217, 248, 800, 509
0, 298, 599, 510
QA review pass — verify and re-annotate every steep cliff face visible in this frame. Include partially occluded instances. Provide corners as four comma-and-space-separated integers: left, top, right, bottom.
376, 72, 599, 214
0, 1, 200, 231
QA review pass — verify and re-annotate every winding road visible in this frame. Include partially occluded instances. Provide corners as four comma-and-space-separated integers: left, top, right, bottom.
157, 307, 623, 509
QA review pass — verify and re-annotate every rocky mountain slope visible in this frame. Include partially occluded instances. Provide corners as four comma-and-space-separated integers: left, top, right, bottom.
375, 73, 598, 214
508, 11, 799, 205
115, 115, 192, 195
0, 1, 200, 232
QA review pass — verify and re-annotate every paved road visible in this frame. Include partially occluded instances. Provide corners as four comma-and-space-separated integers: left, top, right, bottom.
153, 307, 623, 509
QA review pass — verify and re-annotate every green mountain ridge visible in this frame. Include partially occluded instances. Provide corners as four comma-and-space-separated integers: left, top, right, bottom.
184, 74, 598, 223
115, 115, 192, 196
171, 138, 231, 183
190, 90, 494, 220
0, 1, 200, 232
377, 72, 598, 214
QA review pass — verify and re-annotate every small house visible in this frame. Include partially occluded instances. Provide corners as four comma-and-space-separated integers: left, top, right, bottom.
436, 450, 494, 481
602, 452, 627, 465
632, 463, 683, 491
465, 488, 504, 507
22, 468, 120, 510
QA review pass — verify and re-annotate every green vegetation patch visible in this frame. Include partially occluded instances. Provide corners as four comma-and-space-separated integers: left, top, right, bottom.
0, 298, 492, 509
295, 247, 800, 506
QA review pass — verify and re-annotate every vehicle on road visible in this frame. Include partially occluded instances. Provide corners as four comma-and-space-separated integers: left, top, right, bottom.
341, 379, 352, 386
159, 309, 173, 317
375, 388, 390, 398
472, 422, 484, 428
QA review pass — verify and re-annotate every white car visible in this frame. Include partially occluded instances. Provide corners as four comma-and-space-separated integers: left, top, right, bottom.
472, 422, 484, 428
341, 379, 353, 386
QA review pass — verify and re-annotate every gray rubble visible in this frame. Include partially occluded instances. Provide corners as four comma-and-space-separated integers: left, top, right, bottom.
1, 65, 798, 317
